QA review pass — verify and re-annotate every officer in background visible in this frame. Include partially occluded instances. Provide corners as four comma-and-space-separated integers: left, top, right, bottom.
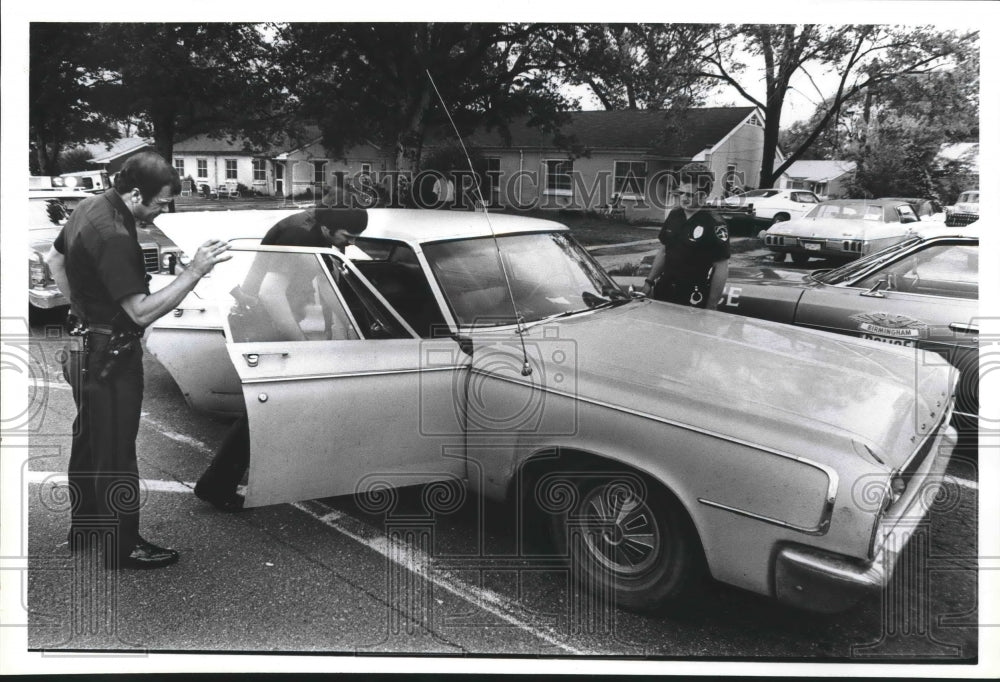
639, 180, 730, 309
46, 151, 231, 569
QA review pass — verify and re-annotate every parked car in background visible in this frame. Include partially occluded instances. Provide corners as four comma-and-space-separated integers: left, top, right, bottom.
716, 188, 823, 225
146, 208, 957, 615
945, 189, 979, 227
28, 189, 183, 312
880, 197, 945, 222
722, 224, 978, 430
762, 199, 920, 265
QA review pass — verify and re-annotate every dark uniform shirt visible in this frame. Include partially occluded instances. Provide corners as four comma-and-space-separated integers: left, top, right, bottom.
657, 207, 730, 286
53, 189, 148, 327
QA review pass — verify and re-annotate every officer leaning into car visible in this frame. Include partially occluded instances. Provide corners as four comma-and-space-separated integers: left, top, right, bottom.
45, 151, 232, 570
639, 179, 730, 309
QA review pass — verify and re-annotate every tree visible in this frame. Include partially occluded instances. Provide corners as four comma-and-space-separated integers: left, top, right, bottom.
696, 24, 978, 187
550, 24, 715, 110
273, 23, 575, 173
29, 24, 118, 175
59, 148, 95, 173
80, 24, 286, 162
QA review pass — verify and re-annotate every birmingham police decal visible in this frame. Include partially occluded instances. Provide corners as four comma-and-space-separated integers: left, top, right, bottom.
849, 311, 927, 346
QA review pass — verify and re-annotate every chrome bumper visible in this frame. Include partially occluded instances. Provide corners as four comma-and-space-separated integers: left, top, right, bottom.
774, 424, 958, 613
28, 286, 68, 309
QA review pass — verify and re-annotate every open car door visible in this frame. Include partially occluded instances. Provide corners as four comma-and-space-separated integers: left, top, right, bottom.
212, 245, 469, 507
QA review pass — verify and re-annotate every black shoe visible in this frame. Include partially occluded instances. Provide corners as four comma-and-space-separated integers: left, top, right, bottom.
195, 486, 245, 512
108, 538, 179, 570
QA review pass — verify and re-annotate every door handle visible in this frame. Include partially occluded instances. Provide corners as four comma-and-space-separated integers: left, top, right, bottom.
243, 352, 289, 368
172, 306, 207, 317
948, 322, 979, 335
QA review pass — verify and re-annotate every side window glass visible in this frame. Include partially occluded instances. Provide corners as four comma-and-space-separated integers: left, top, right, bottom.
214, 251, 359, 342
324, 255, 414, 339
855, 244, 978, 299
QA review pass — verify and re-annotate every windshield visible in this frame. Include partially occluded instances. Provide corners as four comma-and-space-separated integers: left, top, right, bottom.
811, 237, 922, 284
741, 189, 780, 198
422, 232, 626, 327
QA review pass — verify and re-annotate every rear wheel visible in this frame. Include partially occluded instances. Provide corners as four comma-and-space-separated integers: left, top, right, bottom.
790, 252, 811, 266
772, 212, 790, 224
772, 252, 787, 263
548, 473, 704, 612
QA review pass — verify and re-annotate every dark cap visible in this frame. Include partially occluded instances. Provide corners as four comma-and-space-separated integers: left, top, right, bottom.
312, 208, 368, 234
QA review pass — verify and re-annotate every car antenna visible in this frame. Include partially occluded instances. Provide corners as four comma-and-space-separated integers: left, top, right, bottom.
426, 70, 533, 376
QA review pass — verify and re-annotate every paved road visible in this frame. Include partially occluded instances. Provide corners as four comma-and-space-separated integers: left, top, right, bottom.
15, 308, 980, 661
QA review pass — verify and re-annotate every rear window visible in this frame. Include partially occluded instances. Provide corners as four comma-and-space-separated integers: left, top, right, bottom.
742, 189, 780, 198
957, 191, 979, 204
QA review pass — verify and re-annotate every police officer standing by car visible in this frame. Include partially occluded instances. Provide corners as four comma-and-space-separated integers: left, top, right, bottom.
639, 179, 730, 309
45, 151, 232, 569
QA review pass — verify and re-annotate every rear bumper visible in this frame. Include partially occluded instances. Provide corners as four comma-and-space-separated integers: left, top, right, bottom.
28, 286, 68, 309
774, 423, 958, 613
763, 234, 863, 259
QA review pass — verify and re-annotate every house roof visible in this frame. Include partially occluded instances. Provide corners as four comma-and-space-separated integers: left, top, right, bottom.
781, 159, 856, 182
173, 133, 262, 155
459, 107, 757, 158
84, 137, 152, 164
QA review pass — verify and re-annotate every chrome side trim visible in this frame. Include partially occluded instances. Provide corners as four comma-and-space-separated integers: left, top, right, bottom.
697, 498, 831, 535
472, 368, 839, 535
241, 364, 466, 384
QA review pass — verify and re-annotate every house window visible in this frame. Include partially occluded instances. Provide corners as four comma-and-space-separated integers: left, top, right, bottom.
197, 159, 208, 179
225, 159, 238, 181
174, 158, 185, 177
313, 161, 327, 185
253, 158, 267, 182
360, 162, 373, 177
613, 161, 646, 196
724, 163, 738, 195
748, 113, 762, 127
544, 159, 573, 196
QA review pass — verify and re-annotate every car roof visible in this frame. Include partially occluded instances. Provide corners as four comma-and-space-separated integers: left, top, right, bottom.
155, 208, 568, 257
818, 198, 909, 208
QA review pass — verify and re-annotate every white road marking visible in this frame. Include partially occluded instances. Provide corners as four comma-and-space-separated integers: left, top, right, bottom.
292, 499, 595, 656
26, 470, 193, 494
26, 471, 592, 653
138, 412, 214, 456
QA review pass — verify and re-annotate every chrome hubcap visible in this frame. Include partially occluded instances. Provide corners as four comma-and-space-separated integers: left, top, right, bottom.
580, 482, 660, 576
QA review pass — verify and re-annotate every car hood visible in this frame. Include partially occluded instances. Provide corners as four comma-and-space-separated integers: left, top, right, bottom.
523, 301, 952, 469
770, 217, 912, 239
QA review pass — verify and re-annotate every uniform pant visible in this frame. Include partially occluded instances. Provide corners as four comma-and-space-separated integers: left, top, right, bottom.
195, 415, 250, 499
62, 338, 143, 562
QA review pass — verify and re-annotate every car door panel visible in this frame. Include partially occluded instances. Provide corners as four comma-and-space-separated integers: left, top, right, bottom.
214, 247, 469, 507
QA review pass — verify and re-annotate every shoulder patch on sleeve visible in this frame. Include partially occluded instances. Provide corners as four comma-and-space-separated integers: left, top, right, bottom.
715, 225, 729, 242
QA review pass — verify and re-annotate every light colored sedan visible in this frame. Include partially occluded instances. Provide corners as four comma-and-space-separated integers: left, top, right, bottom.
762, 199, 920, 265
718, 188, 823, 225
147, 208, 958, 614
